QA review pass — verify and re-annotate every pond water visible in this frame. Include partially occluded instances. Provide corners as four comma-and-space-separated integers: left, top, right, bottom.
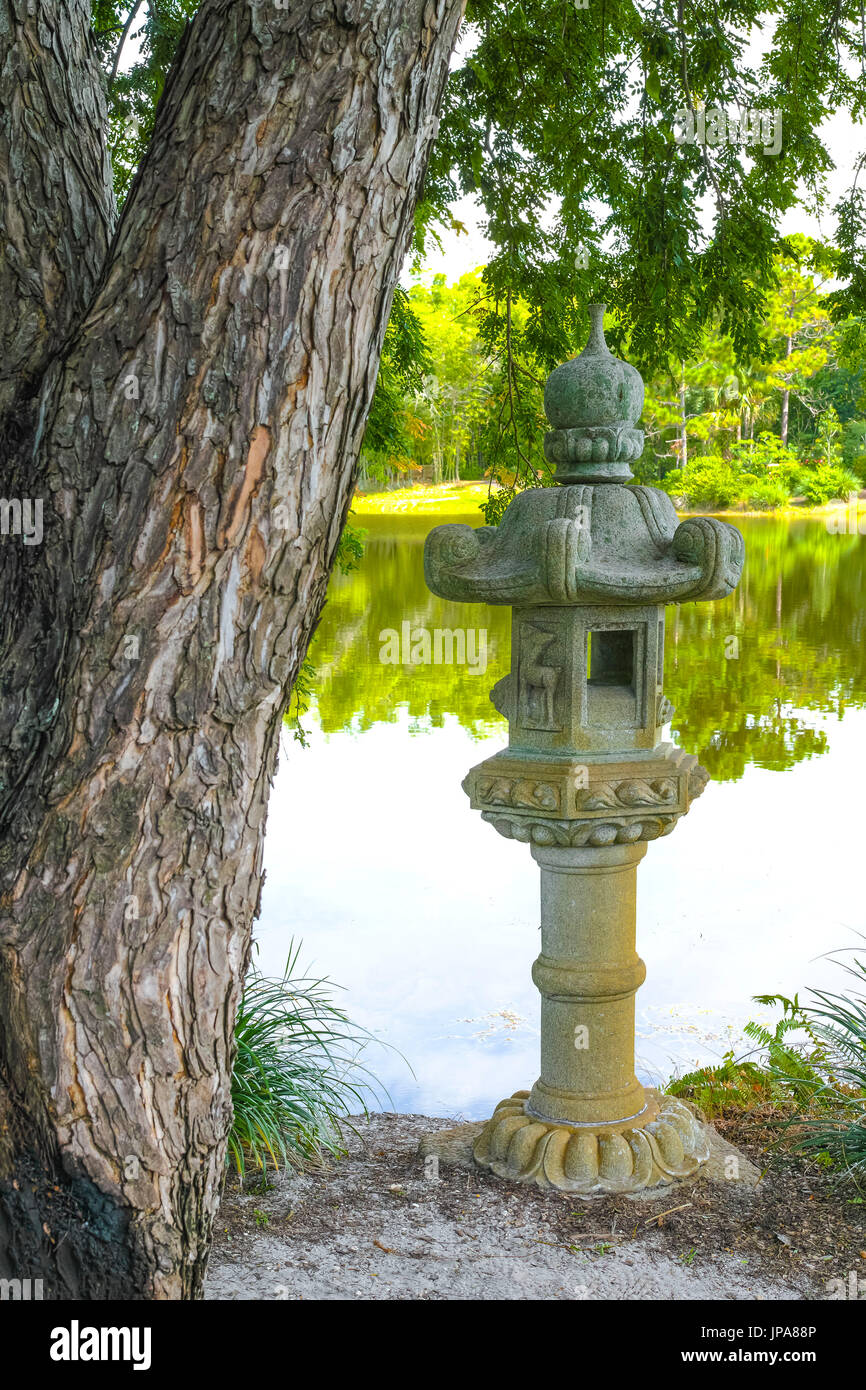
257, 511, 866, 1121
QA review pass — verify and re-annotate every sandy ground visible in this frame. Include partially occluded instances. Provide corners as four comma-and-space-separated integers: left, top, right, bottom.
204, 1113, 849, 1301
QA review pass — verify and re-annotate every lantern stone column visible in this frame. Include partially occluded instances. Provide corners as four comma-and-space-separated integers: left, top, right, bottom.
529, 842, 648, 1129
423, 304, 745, 1194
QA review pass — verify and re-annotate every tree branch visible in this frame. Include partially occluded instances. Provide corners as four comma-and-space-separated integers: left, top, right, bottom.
676, 0, 728, 230
108, 0, 147, 88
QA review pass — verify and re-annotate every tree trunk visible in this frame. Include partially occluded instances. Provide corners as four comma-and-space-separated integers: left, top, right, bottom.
780, 364, 791, 444
0, 0, 462, 1299
678, 365, 687, 469
432, 420, 442, 483
780, 306, 794, 447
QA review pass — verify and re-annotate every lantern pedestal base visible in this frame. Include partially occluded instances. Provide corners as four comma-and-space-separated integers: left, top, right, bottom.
467, 1089, 713, 1194
419, 1095, 756, 1195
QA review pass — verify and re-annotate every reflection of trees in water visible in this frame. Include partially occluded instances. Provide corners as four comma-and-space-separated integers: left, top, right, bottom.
309, 516, 866, 779
310, 522, 511, 738
666, 519, 866, 779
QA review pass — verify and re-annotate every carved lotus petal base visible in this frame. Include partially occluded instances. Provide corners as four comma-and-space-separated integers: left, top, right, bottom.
481, 809, 682, 847
472, 1089, 710, 1193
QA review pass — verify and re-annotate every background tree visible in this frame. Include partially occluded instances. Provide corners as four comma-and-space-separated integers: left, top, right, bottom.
759, 243, 836, 446
410, 272, 492, 483
635, 245, 865, 493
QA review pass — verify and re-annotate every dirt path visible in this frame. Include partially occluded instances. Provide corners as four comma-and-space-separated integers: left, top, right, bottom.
205, 1113, 864, 1301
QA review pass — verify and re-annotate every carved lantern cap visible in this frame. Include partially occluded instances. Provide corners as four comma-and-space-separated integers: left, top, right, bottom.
544, 304, 645, 484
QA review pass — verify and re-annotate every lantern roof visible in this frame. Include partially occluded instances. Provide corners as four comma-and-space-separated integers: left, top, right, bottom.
425, 305, 744, 609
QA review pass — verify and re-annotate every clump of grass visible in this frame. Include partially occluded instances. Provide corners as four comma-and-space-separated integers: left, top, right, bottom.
668, 947, 866, 1187
228, 943, 388, 1184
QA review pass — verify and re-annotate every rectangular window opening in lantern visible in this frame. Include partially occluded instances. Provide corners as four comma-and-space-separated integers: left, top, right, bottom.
586, 628, 637, 725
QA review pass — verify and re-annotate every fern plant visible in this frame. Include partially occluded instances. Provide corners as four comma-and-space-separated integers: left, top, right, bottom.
668, 995, 826, 1118
667, 1052, 779, 1118
667, 955, 866, 1185
758, 964, 866, 1185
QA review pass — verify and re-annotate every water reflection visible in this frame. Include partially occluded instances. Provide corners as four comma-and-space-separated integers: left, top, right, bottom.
312, 514, 509, 740
257, 512, 866, 1119
312, 514, 866, 776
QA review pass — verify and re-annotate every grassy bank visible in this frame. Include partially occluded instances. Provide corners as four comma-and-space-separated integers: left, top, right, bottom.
352, 481, 491, 516
353, 481, 866, 524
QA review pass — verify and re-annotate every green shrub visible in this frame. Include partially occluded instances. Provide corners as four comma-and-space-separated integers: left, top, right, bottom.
229, 945, 388, 1183
792, 463, 860, 506
671, 437, 803, 509
738, 475, 790, 510
677, 456, 741, 508
636, 430, 858, 509
732, 433, 801, 484
841, 420, 866, 482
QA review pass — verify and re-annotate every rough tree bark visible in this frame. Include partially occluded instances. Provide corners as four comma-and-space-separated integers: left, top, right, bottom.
0, 0, 462, 1298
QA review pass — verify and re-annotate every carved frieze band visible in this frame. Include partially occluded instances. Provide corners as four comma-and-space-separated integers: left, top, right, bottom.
579, 777, 678, 811
472, 773, 682, 817
475, 776, 561, 812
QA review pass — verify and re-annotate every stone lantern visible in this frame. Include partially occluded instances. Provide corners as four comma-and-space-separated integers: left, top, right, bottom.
423, 305, 745, 1193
